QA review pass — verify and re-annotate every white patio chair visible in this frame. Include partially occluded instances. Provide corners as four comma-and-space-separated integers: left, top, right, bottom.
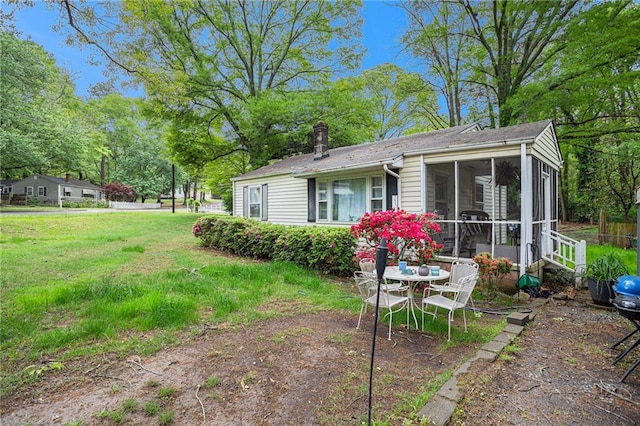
425, 261, 478, 312
355, 272, 410, 340
421, 273, 478, 341
359, 258, 376, 274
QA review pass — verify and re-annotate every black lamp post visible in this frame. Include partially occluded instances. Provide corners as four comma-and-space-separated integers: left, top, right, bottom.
368, 237, 388, 425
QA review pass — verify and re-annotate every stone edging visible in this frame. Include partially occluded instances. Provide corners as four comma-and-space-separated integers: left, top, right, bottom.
417, 298, 550, 425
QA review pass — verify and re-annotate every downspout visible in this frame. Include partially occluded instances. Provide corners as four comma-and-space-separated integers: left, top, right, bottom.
383, 164, 401, 210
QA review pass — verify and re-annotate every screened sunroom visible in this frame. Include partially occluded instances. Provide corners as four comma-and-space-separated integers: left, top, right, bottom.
412, 120, 580, 273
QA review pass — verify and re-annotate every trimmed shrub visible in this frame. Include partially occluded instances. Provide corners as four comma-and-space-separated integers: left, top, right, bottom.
192, 216, 357, 276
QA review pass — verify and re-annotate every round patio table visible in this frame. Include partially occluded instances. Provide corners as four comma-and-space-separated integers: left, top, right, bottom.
383, 266, 450, 329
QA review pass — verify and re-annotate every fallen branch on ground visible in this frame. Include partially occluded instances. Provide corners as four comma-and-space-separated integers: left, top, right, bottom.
196, 384, 206, 424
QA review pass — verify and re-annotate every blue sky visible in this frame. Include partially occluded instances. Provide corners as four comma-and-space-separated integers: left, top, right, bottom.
8, 1, 411, 98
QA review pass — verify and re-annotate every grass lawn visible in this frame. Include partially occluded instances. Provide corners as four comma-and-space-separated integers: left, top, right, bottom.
587, 244, 638, 275
0, 211, 358, 397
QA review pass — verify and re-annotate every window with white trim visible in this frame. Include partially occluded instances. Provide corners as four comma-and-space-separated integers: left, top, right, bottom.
316, 176, 383, 223
248, 185, 262, 219
475, 181, 484, 210
26, 186, 33, 196
371, 176, 383, 212
38, 186, 46, 196
318, 181, 328, 220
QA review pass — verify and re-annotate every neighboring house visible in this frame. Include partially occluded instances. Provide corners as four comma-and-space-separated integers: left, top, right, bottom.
231, 120, 586, 273
11, 174, 105, 204
0, 179, 16, 204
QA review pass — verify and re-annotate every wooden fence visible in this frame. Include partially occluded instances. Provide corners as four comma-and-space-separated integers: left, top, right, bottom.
598, 211, 638, 248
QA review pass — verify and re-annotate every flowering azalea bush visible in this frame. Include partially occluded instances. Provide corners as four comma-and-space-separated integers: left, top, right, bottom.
472, 252, 513, 293
350, 210, 442, 265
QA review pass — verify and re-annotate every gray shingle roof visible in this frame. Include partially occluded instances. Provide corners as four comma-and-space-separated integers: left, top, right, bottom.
39, 175, 103, 190
233, 120, 553, 181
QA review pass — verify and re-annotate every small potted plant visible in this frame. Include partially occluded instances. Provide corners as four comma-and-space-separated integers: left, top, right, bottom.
586, 252, 629, 306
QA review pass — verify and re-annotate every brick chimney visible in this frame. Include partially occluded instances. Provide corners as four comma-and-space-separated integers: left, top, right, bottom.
313, 122, 329, 160
65, 173, 71, 182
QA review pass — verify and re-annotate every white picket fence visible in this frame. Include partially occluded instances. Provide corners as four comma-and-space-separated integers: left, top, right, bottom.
109, 201, 162, 209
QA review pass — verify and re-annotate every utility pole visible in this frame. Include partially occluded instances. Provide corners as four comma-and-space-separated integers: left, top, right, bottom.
172, 164, 176, 214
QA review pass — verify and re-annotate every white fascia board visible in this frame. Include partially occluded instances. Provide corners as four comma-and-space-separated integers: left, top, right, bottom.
401, 138, 534, 158
292, 160, 396, 178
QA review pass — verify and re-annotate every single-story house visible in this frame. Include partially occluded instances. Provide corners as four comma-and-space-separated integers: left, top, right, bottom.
231, 120, 586, 273
0, 179, 16, 203
10, 173, 105, 205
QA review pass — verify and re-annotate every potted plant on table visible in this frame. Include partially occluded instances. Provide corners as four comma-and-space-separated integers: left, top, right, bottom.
586, 252, 629, 306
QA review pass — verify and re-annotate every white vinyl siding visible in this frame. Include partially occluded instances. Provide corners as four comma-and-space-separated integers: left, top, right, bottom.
399, 155, 422, 212
531, 124, 563, 170
234, 174, 308, 225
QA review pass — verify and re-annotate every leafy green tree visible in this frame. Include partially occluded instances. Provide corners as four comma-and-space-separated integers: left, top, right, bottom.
59, 0, 364, 169
401, 1, 469, 127
347, 64, 443, 139
112, 136, 173, 203
460, 0, 584, 127
511, 1, 640, 221
0, 32, 91, 179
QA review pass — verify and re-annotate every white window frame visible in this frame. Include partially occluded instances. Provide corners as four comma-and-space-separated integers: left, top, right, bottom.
248, 185, 262, 219
318, 181, 328, 221
316, 175, 384, 223
38, 186, 45, 196
474, 180, 484, 210
26, 186, 33, 196
371, 175, 384, 213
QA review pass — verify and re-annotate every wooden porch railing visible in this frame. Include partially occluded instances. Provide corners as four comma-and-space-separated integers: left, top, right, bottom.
541, 229, 587, 275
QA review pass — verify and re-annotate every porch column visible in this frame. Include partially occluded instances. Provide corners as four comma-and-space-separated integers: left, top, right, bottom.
520, 144, 532, 268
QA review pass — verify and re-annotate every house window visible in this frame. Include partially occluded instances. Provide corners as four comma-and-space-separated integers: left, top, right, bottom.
475, 182, 484, 210
38, 186, 46, 196
333, 178, 366, 221
63, 187, 71, 197
248, 186, 262, 219
318, 181, 328, 220
26, 186, 33, 196
371, 176, 383, 212
315, 176, 382, 223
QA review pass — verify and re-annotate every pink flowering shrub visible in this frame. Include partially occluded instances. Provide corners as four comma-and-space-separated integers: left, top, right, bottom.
472, 252, 513, 293
350, 210, 442, 265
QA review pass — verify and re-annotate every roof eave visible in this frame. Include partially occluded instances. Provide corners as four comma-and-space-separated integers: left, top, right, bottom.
292, 159, 396, 178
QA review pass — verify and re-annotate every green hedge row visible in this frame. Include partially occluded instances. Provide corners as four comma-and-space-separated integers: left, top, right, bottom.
192, 216, 357, 276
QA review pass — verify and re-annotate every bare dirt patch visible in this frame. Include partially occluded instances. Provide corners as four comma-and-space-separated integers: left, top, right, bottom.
1, 305, 497, 425
452, 290, 640, 425
2, 289, 639, 425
